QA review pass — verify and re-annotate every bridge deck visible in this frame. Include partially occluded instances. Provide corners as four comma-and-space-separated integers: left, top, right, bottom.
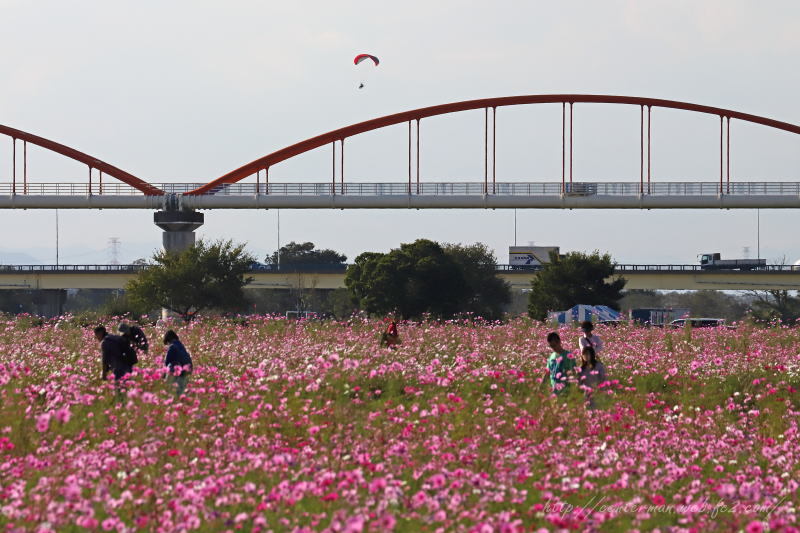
1, 182, 800, 208
1, 264, 798, 291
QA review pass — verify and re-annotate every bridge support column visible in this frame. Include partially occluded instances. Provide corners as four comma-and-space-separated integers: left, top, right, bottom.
153, 209, 204, 320
154, 210, 204, 253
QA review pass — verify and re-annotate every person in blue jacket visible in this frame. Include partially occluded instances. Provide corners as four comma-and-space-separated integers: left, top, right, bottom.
163, 330, 193, 397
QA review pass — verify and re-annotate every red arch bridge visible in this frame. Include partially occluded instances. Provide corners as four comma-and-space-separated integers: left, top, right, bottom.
2, 94, 799, 251
2, 94, 799, 211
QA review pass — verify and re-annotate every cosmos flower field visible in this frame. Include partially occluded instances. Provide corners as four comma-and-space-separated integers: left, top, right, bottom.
0, 316, 798, 532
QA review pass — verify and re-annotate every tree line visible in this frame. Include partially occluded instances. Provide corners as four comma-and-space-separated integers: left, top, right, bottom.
120, 238, 800, 324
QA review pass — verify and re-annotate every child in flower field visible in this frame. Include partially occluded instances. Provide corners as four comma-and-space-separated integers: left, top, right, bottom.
546, 332, 576, 395
380, 319, 401, 349
578, 346, 607, 409
164, 330, 193, 397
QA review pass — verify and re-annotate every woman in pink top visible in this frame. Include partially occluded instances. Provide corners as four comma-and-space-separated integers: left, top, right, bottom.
578, 346, 607, 409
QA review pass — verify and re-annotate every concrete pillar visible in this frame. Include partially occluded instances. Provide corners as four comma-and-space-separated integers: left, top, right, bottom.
154, 209, 204, 320
154, 210, 204, 253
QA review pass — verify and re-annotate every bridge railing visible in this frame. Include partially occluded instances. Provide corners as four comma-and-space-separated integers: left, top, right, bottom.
0, 264, 150, 273
2, 263, 799, 274
2, 181, 800, 196
500, 264, 800, 272
197, 182, 800, 196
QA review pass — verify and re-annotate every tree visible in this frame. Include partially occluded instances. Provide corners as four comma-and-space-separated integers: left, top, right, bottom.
748, 290, 800, 323
346, 239, 467, 319
126, 240, 255, 321
266, 242, 346, 267
663, 290, 749, 322
442, 242, 511, 320
527, 251, 626, 321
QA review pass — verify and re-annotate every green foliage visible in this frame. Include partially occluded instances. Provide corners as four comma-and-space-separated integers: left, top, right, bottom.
266, 241, 346, 266
126, 239, 255, 321
527, 250, 626, 321
345, 239, 469, 319
620, 289, 752, 322
442, 242, 511, 320
327, 288, 358, 319
749, 290, 800, 324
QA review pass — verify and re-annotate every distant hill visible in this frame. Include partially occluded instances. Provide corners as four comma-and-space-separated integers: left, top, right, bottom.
0, 251, 44, 264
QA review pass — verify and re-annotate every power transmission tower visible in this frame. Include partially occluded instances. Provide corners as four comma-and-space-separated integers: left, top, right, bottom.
108, 237, 121, 265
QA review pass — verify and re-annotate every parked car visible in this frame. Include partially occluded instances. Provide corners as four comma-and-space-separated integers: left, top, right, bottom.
598, 319, 623, 327
669, 318, 726, 329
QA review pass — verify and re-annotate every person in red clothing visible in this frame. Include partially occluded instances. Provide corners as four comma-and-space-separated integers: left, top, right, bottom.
380, 318, 401, 349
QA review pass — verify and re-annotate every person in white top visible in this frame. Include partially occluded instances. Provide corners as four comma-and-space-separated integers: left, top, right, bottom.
578, 321, 603, 353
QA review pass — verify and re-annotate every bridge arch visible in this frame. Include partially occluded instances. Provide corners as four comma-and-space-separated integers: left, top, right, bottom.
0, 124, 163, 195
187, 94, 800, 196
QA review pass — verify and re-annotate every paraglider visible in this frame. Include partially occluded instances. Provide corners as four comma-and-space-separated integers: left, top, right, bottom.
354, 53, 379, 89
353, 54, 379, 66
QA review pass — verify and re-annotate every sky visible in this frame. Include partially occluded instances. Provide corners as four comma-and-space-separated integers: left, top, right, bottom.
0, 1, 799, 265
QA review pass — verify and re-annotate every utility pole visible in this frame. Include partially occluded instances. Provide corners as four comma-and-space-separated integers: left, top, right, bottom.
277, 209, 281, 269
55, 210, 59, 266
757, 209, 761, 259
514, 209, 517, 246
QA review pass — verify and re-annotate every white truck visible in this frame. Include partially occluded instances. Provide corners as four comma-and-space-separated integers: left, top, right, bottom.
699, 253, 766, 270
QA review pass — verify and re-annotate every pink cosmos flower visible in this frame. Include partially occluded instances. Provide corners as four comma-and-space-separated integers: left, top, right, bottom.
35, 412, 50, 433
746, 521, 764, 533
411, 490, 427, 508
429, 473, 446, 489
55, 407, 71, 424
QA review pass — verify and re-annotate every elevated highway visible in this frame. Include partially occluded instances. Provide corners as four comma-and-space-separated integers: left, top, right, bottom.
1, 264, 799, 291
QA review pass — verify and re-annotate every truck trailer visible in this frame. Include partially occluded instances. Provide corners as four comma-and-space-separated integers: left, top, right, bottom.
699, 253, 766, 271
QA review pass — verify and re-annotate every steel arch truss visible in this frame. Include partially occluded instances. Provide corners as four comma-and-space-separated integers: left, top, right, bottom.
187, 94, 800, 196
0, 124, 163, 196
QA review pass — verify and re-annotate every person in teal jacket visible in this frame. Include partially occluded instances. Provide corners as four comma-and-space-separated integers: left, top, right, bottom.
546, 331, 576, 394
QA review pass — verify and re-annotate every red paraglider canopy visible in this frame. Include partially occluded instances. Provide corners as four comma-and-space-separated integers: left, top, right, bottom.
354, 53, 379, 66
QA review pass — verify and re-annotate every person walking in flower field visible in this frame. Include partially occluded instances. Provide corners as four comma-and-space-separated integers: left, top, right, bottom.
163, 330, 193, 397
546, 331, 577, 394
95, 325, 137, 382
118, 322, 149, 355
578, 320, 603, 354
95, 325, 137, 401
578, 346, 607, 409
